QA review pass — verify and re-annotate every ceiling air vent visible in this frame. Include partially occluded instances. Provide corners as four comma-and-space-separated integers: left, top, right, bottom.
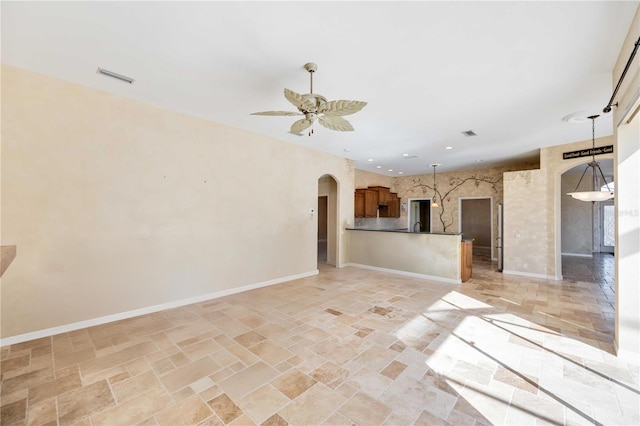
462, 130, 477, 137
96, 67, 135, 84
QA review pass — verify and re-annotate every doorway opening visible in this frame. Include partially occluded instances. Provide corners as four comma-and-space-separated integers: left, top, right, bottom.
407, 199, 432, 232
317, 196, 328, 262
317, 175, 338, 267
459, 197, 493, 260
561, 160, 614, 255
560, 159, 615, 278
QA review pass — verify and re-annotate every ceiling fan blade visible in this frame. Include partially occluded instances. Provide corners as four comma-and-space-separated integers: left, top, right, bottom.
318, 115, 354, 131
251, 111, 302, 116
284, 88, 316, 112
290, 118, 314, 134
319, 100, 367, 116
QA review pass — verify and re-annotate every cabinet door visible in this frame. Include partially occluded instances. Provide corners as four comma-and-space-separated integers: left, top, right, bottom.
389, 193, 400, 217
354, 191, 365, 218
379, 188, 392, 205
387, 198, 398, 218
364, 190, 378, 217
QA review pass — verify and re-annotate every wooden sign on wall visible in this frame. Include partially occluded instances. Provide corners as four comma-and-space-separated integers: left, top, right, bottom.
563, 145, 613, 160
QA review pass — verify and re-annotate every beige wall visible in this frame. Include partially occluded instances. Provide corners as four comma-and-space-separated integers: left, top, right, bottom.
1, 65, 355, 340
354, 169, 394, 189
612, 5, 640, 361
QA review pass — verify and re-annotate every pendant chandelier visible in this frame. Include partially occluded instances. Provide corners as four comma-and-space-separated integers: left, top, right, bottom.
431, 164, 439, 208
567, 115, 614, 202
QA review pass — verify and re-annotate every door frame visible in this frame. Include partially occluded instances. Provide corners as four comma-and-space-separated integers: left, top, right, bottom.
458, 196, 494, 260
407, 198, 433, 232
317, 174, 339, 267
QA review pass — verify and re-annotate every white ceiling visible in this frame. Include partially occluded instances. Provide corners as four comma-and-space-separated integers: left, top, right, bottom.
2, 1, 637, 175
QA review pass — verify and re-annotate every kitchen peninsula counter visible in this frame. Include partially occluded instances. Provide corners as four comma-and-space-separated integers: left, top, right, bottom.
346, 228, 462, 236
346, 228, 466, 284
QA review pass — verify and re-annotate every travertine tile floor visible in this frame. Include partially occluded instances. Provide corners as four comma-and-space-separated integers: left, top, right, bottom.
2, 256, 638, 425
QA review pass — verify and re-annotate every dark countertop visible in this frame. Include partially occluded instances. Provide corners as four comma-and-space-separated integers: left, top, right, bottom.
345, 228, 462, 236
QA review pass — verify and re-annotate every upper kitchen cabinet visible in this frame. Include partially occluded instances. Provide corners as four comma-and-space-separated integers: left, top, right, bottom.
355, 186, 401, 218
355, 188, 379, 218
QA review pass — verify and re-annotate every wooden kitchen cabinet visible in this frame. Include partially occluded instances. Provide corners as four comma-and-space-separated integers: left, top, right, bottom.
461, 240, 473, 282
389, 196, 401, 217
355, 188, 379, 218
369, 186, 392, 206
355, 190, 365, 218
363, 189, 378, 217
355, 186, 401, 218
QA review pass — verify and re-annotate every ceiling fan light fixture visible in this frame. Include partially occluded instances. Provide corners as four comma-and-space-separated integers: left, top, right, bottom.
251, 63, 367, 135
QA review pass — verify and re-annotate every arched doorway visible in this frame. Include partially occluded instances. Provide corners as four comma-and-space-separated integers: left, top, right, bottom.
317, 175, 338, 267
560, 159, 614, 281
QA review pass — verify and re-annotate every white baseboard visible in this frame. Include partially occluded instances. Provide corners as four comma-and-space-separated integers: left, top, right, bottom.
502, 269, 562, 281
561, 252, 593, 258
0, 270, 319, 347
344, 263, 461, 284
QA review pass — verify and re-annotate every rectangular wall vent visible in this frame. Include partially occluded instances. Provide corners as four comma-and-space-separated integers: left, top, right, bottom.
96, 67, 135, 84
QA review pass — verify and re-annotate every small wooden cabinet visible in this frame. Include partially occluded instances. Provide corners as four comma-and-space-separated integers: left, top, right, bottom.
355, 186, 401, 218
461, 240, 473, 282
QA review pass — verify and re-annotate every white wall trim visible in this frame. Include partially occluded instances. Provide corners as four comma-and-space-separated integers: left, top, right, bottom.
0, 270, 319, 347
344, 263, 461, 285
407, 197, 435, 232
561, 252, 593, 258
503, 269, 562, 281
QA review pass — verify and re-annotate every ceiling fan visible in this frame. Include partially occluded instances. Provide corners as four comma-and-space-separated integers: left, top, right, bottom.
251, 63, 367, 136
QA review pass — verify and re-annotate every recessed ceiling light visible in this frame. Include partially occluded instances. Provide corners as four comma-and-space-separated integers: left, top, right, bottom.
462, 130, 477, 137
402, 154, 409, 157
475, 159, 484, 162
344, 148, 351, 152
398, 172, 404, 175
445, 146, 453, 150
388, 169, 393, 172
367, 158, 374, 162
96, 67, 135, 84
376, 165, 382, 169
